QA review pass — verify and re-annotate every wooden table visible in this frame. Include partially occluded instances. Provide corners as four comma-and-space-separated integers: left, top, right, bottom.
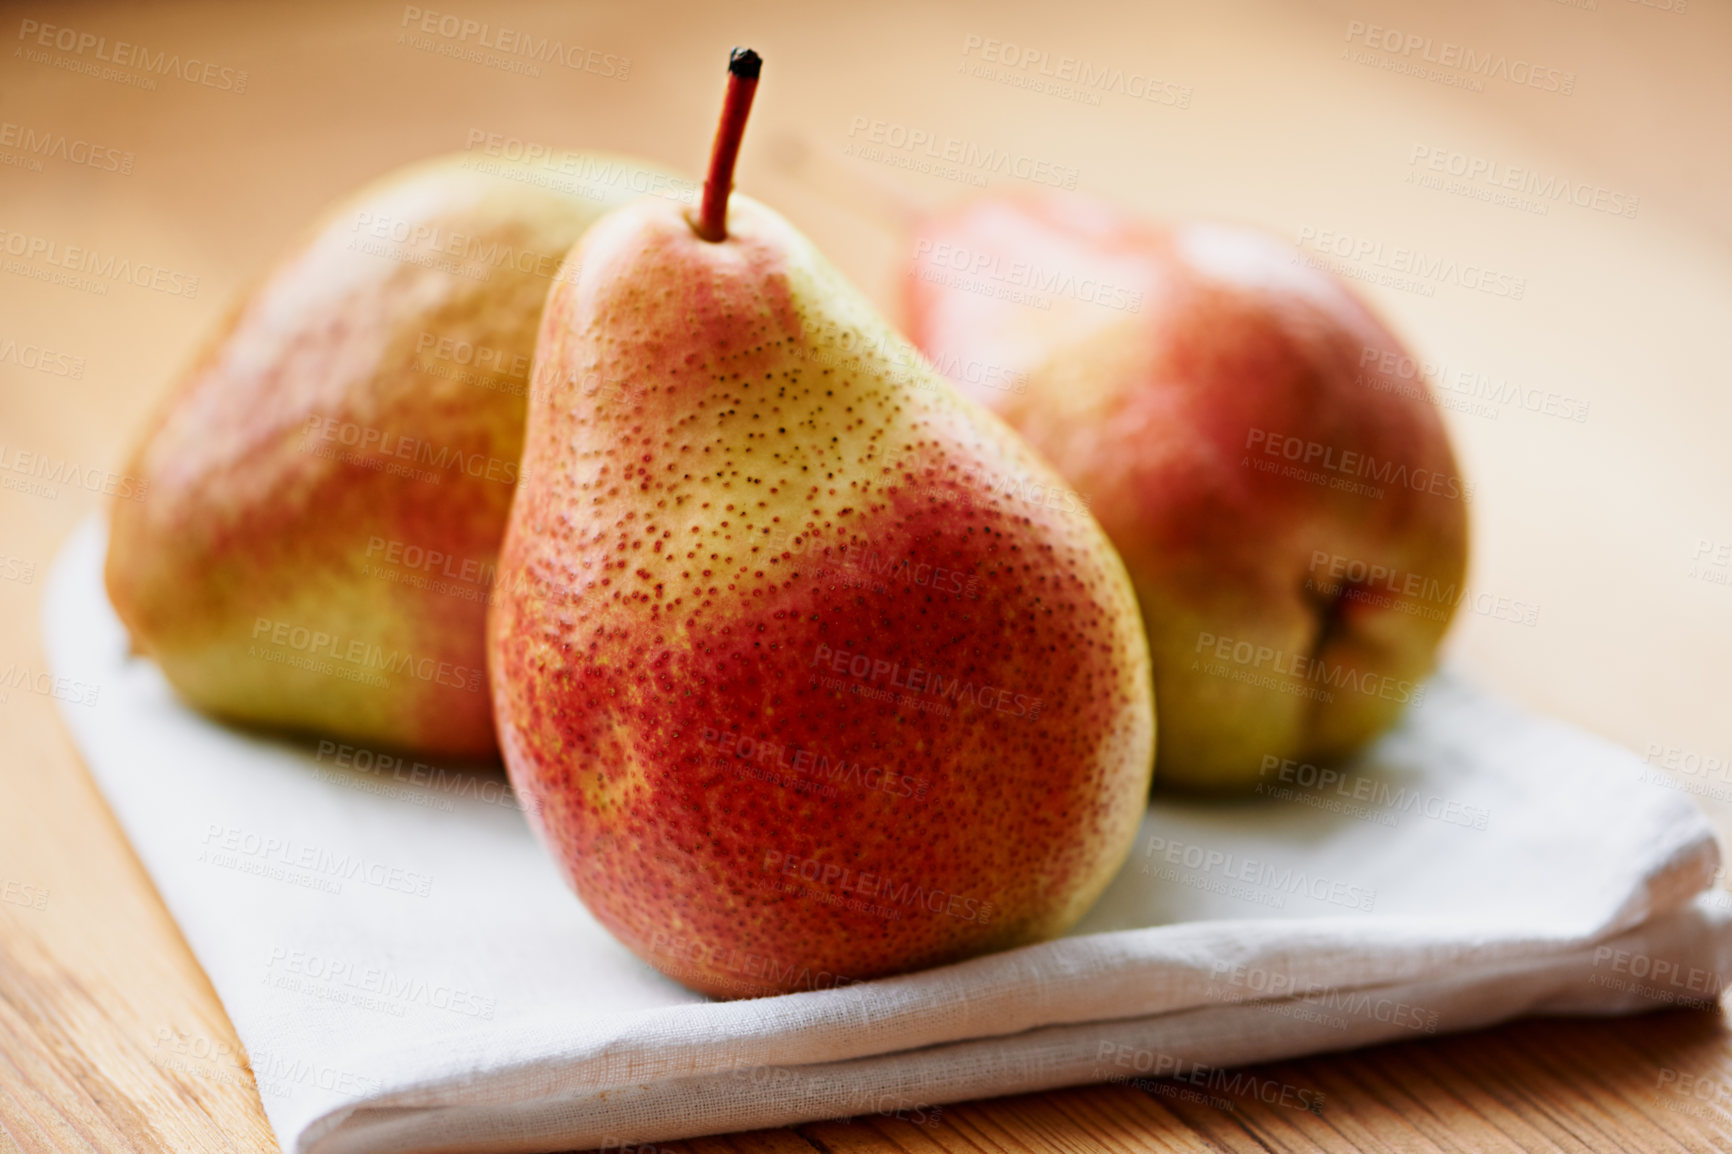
3, 1, 1729, 1150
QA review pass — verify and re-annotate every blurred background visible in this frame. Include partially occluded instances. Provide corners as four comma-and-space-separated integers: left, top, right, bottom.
0, 0, 1728, 1146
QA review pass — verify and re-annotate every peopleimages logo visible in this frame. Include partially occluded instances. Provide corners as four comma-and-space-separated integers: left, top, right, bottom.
1356, 347, 1590, 425
645, 931, 857, 994
848, 117, 1080, 190
958, 35, 1193, 109
15, 18, 250, 92
1688, 538, 1732, 589
0, 121, 134, 174
1589, 946, 1725, 1007
1206, 963, 1440, 1033
1096, 1043, 1329, 1113
0, 227, 199, 298
299, 415, 519, 486
1258, 755, 1491, 830
1144, 835, 1378, 912
263, 945, 497, 1019
1, 879, 50, 912
1407, 146, 1638, 220
0, 335, 85, 378
462, 131, 695, 202
313, 740, 533, 814
0, 662, 100, 707
912, 239, 1143, 312
0, 553, 36, 585
347, 210, 572, 283
700, 725, 929, 801
809, 642, 1044, 720
365, 535, 496, 587
1306, 551, 1539, 629
415, 332, 529, 383
1245, 427, 1474, 503
1194, 631, 1425, 707
249, 616, 484, 693
1294, 227, 1524, 300
838, 545, 979, 599
0, 443, 148, 501
763, 849, 995, 925
1342, 20, 1575, 95
202, 825, 434, 898
397, 7, 630, 79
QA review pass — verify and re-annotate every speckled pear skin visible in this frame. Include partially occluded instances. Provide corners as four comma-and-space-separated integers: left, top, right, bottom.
489, 195, 1154, 998
905, 192, 1469, 793
106, 152, 678, 757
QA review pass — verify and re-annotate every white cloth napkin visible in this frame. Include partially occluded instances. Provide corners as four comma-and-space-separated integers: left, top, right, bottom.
45, 518, 1732, 1154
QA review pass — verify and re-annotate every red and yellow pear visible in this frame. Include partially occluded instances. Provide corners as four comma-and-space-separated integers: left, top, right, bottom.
489, 53, 1154, 997
905, 192, 1469, 793
107, 150, 679, 756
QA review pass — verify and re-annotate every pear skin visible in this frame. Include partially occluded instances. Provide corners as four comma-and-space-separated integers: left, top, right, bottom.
489, 194, 1154, 997
905, 192, 1469, 792
106, 152, 682, 757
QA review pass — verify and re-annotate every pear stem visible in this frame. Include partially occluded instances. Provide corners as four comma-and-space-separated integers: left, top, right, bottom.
693, 47, 761, 242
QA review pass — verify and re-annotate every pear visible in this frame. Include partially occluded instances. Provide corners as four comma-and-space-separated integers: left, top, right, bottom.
107, 150, 683, 757
904, 192, 1469, 792
489, 52, 1153, 998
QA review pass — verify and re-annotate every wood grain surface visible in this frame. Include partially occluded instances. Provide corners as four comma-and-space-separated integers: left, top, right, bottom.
1, 1, 1729, 1151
